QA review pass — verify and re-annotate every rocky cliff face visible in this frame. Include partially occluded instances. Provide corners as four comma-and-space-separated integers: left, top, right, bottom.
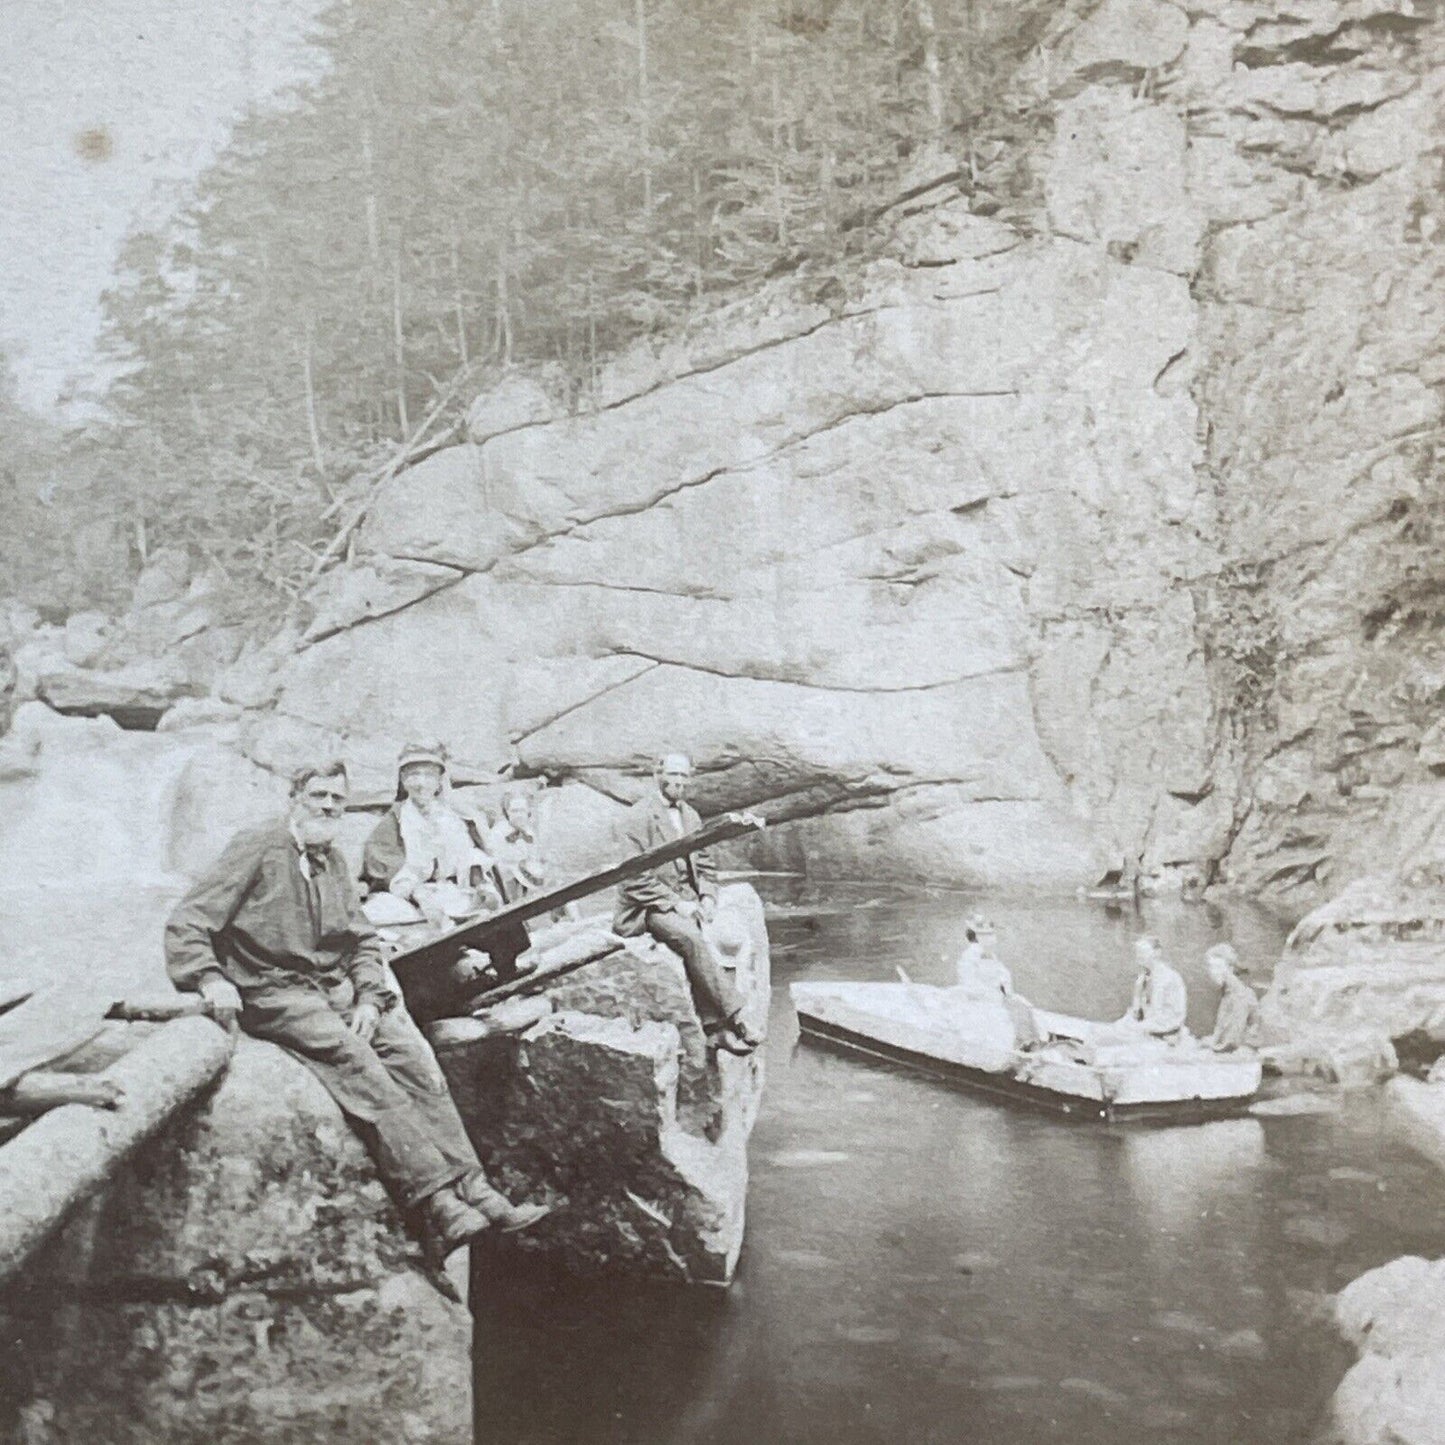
1188, 0, 1445, 904
11, 0, 1442, 903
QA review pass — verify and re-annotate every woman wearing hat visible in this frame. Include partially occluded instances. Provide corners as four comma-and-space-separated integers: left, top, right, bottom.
362, 742, 499, 927
952, 915, 1045, 1050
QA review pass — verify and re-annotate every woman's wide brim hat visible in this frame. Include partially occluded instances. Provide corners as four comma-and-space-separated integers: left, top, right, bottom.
397, 741, 449, 773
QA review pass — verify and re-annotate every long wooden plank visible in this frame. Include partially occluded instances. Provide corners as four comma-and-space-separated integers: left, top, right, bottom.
389, 809, 764, 982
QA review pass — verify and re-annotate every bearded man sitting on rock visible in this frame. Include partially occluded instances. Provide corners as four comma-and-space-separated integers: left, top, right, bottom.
613, 752, 762, 1059
164, 760, 549, 1262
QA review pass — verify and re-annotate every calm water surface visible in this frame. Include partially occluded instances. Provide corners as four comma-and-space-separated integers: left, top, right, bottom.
474, 884, 1445, 1444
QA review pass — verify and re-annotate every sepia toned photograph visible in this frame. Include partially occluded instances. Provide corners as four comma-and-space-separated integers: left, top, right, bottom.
1, 0, 1443, 1440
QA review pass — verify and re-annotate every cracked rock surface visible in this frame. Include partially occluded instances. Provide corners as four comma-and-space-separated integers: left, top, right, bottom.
435, 885, 770, 1285
59, 0, 1435, 901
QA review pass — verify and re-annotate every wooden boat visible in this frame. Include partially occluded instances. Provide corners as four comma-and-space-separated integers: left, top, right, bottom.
789, 980, 1262, 1123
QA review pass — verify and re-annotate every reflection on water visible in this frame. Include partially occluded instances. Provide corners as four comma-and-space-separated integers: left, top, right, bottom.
468, 884, 1445, 1442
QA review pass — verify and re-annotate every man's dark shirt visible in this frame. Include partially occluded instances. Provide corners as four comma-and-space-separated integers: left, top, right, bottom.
165, 821, 393, 1010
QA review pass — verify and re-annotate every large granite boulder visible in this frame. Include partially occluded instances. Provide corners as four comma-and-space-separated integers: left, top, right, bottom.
1262, 871, 1445, 1051
235, 220, 1207, 887
435, 884, 769, 1284
37, 656, 205, 731
33, 553, 246, 731
1328, 1254, 1445, 1445
3, 1038, 471, 1444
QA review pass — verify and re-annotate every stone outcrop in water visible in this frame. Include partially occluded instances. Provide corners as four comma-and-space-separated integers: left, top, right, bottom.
1328, 1252, 1445, 1445
1325, 1083, 1445, 1443
2, 1037, 471, 1444
1261, 867, 1445, 1077
1385, 1074, 1445, 1173
437, 884, 770, 1285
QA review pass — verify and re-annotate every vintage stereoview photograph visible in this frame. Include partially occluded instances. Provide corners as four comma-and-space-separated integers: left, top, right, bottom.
1, 0, 1443, 1440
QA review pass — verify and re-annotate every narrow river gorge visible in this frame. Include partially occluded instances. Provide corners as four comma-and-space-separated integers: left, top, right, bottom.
472, 883, 1445, 1445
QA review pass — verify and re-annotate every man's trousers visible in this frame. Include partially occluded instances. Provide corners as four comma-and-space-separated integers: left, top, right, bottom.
644, 908, 742, 1031
240, 978, 480, 1211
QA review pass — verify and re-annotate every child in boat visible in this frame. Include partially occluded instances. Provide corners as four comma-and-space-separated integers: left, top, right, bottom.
1204, 943, 1260, 1051
953, 917, 1045, 1049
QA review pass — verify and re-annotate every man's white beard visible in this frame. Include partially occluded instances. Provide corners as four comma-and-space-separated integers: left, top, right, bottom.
296, 817, 339, 847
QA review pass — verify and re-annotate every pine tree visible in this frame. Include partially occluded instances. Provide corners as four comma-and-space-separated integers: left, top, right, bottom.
71, 0, 1058, 617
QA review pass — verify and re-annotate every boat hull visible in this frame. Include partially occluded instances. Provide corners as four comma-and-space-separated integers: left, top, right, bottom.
790, 982, 1261, 1124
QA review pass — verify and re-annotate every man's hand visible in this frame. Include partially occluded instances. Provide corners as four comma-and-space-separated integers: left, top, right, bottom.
698, 895, 718, 924
198, 976, 243, 1033
675, 899, 699, 919
349, 1001, 381, 1043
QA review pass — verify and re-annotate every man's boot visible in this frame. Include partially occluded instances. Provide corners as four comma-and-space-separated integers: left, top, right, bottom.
706, 1013, 760, 1057
421, 1186, 491, 1260
458, 1170, 553, 1233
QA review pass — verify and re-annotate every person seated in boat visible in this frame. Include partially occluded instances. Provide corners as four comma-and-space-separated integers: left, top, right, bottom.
486, 788, 547, 901
952, 916, 1046, 1049
361, 742, 501, 928
164, 759, 550, 1262
1204, 943, 1261, 1052
954, 916, 1013, 998
613, 752, 761, 1059
1119, 935, 1188, 1039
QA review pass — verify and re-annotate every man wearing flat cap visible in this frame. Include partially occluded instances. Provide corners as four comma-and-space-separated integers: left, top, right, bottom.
614, 753, 761, 1057
165, 759, 548, 1259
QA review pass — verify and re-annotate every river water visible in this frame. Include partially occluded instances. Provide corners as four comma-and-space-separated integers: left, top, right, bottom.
474, 883, 1445, 1444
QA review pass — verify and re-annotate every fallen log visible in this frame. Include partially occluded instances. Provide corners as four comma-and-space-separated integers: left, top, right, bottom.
0, 1016, 232, 1285
0, 1071, 124, 1117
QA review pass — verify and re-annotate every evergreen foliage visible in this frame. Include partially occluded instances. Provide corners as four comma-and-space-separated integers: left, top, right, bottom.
10, 0, 1057, 618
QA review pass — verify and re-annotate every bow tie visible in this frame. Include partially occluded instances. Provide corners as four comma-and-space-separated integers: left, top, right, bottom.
303, 846, 330, 869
